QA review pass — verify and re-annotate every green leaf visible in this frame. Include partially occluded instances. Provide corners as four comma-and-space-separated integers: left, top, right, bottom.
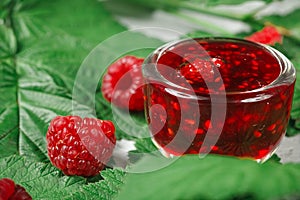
0, 0, 164, 163
0, 0, 11, 25
0, 59, 18, 158
0, 0, 128, 161
0, 155, 85, 199
133, 137, 157, 153
68, 169, 125, 200
117, 155, 300, 200
12, 0, 125, 45
0, 25, 16, 58
128, 138, 158, 164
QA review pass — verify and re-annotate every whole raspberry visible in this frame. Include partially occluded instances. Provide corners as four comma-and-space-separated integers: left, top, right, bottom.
101, 55, 145, 111
0, 178, 32, 200
245, 26, 282, 45
46, 116, 116, 177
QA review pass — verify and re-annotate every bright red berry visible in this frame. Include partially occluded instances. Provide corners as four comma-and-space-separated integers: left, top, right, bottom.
0, 178, 32, 200
245, 26, 282, 45
8, 185, 32, 200
180, 58, 215, 85
46, 116, 116, 177
0, 178, 15, 200
101, 55, 145, 111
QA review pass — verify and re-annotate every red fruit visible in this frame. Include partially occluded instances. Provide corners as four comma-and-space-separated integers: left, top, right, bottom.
245, 26, 282, 45
101, 55, 145, 111
0, 178, 15, 200
9, 185, 32, 200
0, 178, 32, 200
46, 116, 116, 177
180, 58, 215, 85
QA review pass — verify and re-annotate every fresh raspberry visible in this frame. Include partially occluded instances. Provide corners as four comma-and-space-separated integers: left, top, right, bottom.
46, 116, 116, 177
180, 58, 215, 85
8, 185, 32, 200
245, 26, 282, 45
0, 178, 32, 200
0, 178, 15, 200
101, 55, 145, 111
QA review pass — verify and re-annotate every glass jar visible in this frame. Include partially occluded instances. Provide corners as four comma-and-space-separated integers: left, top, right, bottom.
143, 37, 296, 162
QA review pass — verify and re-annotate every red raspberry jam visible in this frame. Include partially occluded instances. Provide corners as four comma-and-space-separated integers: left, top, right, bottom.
143, 38, 296, 161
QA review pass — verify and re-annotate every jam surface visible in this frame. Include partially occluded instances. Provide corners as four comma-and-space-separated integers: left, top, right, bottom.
156, 39, 281, 93
144, 38, 294, 160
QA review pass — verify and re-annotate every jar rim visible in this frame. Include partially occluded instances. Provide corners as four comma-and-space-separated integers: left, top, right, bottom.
142, 37, 296, 100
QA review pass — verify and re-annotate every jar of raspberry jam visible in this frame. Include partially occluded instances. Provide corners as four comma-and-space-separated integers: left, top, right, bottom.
143, 37, 296, 162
